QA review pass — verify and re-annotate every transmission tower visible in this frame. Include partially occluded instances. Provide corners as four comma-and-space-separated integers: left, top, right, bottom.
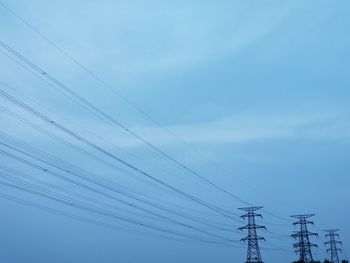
324, 229, 342, 263
238, 206, 266, 263
291, 214, 318, 263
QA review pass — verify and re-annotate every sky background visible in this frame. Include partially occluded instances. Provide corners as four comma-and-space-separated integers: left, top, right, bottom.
0, 0, 349, 262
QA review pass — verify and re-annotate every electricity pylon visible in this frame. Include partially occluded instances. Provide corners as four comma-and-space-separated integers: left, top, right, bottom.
324, 229, 342, 263
238, 206, 266, 263
291, 214, 318, 263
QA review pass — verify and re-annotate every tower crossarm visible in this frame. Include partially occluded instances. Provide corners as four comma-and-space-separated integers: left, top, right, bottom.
241, 236, 266, 242
293, 220, 315, 226
239, 224, 266, 231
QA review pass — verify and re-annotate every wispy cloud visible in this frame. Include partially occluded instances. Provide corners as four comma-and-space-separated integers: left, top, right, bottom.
84, 109, 350, 149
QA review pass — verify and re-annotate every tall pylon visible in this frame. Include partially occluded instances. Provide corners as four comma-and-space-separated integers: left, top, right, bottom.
291, 214, 318, 263
238, 206, 266, 263
324, 229, 342, 263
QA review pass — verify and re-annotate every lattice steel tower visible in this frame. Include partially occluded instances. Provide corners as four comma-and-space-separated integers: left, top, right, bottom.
291, 214, 318, 263
324, 229, 342, 263
238, 206, 266, 263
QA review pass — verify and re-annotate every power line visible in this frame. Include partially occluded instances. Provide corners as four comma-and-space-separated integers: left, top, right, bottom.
0, 105, 241, 226
0, 178, 237, 245
0, 2, 332, 249
0, 87, 298, 249
0, 2, 347, 259
0, 39, 297, 231
0, 192, 197, 243
0, 133, 240, 232
0, 4, 303, 225
0, 83, 239, 220
0, 35, 299, 230
0, 147, 243, 243
0, 167, 171, 225
0, 95, 292, 254
0, 39, 252, 208
1, 4, 334, 246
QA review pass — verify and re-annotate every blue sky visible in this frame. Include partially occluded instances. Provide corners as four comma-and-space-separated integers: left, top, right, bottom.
0, 0, 349, 262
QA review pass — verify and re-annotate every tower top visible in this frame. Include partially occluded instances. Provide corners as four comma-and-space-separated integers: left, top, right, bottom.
291, 214, 315, 219
239, 206, 264, 212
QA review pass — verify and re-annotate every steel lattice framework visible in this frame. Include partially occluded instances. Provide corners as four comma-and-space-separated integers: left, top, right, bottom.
325, 229, 342, 263
238, 206, 266, 263
291, 214, 318, 263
